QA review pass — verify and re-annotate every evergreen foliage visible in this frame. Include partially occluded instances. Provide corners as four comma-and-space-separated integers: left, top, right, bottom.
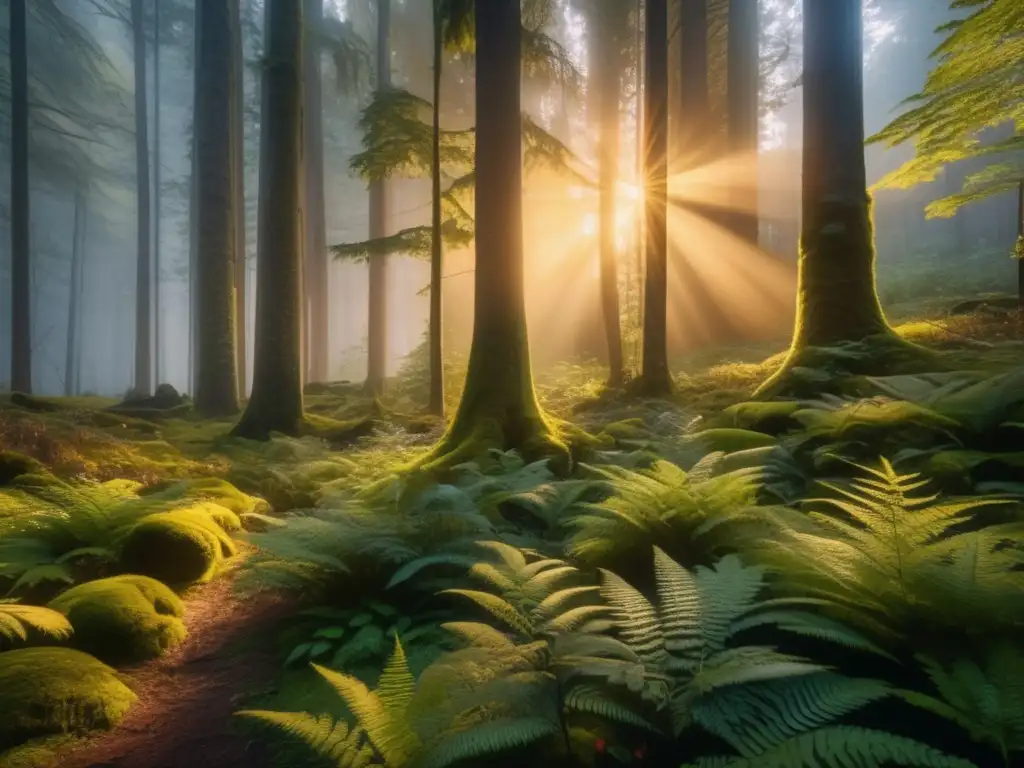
869, 0, 1024, 217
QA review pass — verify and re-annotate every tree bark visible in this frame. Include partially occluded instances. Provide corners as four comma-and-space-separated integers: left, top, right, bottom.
303, 0, 329, 385
231, 0, 248, 396
65, 188, 87, 398
678, 0, 709, 160
427, 0, 565, 467
9, 0, 30, 394
132, 0, 153, 395
233, 0, 304, 438
365, 0, 391, 397
639, 0, 672, 396
789, 0, 889, 349
1017, 179, 1023, 308
154, 0, 163, 385
194, 0, 241, 416
427, 0, 445, 417
726, 0, 759, 245
593, 1, 624, 386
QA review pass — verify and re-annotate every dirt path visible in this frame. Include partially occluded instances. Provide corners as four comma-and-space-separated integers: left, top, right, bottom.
57, 568, 291, 768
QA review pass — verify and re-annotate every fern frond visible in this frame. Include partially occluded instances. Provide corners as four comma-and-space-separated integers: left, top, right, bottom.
564, 685, 661, 732
599, 569, 666, 669
236, 710, 374, 767
0, 601, 74, 648
415, 716, 561, 768
441, 589, 533, 636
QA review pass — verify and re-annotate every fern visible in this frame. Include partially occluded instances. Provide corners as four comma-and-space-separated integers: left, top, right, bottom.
235, 711, 374, 767
0, 600, 74, 649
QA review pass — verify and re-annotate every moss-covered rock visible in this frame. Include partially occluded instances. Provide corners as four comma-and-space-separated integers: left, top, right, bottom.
48, 575, 186, 664
689, 428, 777, 454
119, 506, 238, 586
0, 451, 46, 487
0, 647, 136, 749
717, 402, 802, 435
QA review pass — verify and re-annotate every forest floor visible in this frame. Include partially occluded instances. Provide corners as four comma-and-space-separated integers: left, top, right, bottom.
1, 292, 1022, 768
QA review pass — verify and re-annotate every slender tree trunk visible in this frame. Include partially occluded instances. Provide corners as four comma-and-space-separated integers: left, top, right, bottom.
10, 0, 30, 394
132, 0, 153, 396
233, 0, 304, 438
679, 0, 709, 160
1017, 180, 1023, 308
188, 131, 198, 393
633, 0, 644, 365
303, 0, 329, 385
639, 0, 672, 396
231, 0, 248, 396
365, 0, 391, 397
65, 188, 87, 398
194, 0, 240, 416
726, 0, 759, 245
594, 2, 624, 386
427, 0, 564, 467
427, 0, 445, 417
154, 0, 163, 385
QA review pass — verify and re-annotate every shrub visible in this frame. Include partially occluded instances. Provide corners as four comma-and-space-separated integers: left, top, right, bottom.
48, 575, 186, 664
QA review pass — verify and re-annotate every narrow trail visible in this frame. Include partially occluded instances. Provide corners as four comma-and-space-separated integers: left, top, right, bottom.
57, 567, 291, 768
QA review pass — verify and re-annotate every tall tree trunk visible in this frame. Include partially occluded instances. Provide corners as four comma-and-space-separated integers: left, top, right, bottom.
365, 0, 391, 397
678, 0, 709, 160
639, 0, 672, 396
1017, 180, 1023, 308
65, 188, 87, 398
726, 0, 759, 245
427, 0, 445, 417
194, 0, 240, 416
303, 0, 329, 385
632, 0, 644, 366
9, 0, 30, 394
593, 2, 624, 386
231, 0, 248, 396
427, 0, 565, 468
188, 131, 198, 393
154, 0, 162, 385
132, 0, 153, 396
233, 0, 304, 438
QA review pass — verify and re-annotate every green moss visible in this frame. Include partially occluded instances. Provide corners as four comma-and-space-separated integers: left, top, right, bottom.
718, 401, 802, 435
0, 647, 136, 749
0, 452, 46, 486
599, 419, 649, 440
48, 575, 186, 664
793, 400, 962, 448
300, 414, 376, 445
119, 506, 238, 586
690, 428, 778, 453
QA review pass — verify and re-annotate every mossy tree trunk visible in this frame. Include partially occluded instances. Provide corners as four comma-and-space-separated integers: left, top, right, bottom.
231, 0, 248, 397
9, 0, 30, 394
365, 0, 391, 398
131, 0, 153, 396
638, 0, 673, 396
593, 1, 625, 388
194, 0, 240, 417
303, 0, 330, 385
758, 0, 900, 395
232, 0, 304, 439
425, 0, 566, 468
427, 0, 445, 418
726, 0, 759, 245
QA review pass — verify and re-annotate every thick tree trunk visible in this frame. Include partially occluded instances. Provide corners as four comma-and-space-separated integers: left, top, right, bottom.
632, 0, 645, 361
790, 0, 888, 349
231, 0, 248, 396
593, 2, 624, 386
65, 188, 87, 398
132, 0, 153, 396
9, 0, 30, 394
303, 0, 329, 385
365, 0, 391, 397
427, 0, 565, 467
679, 0, 709, 160
194, 0, 240, 416
639, 0, 672, 396
726, 0, 759, 245
427, 0, 445, 418
154, 1, 162, 385
233, 0, 304, 438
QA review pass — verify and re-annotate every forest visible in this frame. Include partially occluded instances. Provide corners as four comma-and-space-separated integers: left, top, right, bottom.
0, 0, 1023, 766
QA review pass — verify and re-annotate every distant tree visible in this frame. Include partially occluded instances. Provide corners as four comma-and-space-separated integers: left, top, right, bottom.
424, 0, 568, 468
758, 0, 906, 395
868, 0, 1024, 305
130, 0, 153, 396
9, 0, 30, 394
233, 0, 305, 438
193, 0, 241, 416
365, 0, 391, 398
65, 186, 88, 397
637, 0, 673, 396
231, 0, 247, 396
727, 0, 759, 244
